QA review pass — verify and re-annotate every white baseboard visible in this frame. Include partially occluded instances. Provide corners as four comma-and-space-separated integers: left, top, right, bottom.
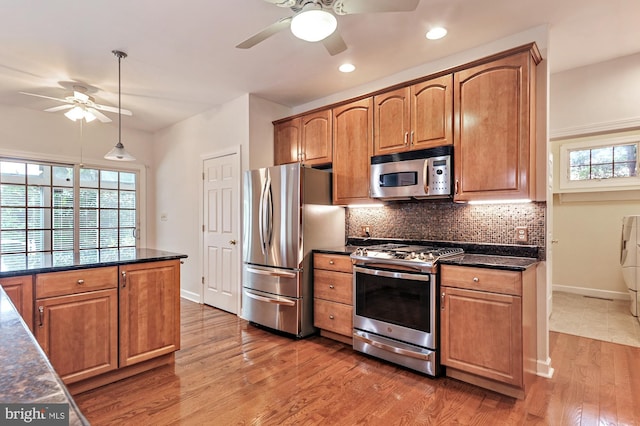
552, 284, 629, 301
180, 289, 201, 303
536, 357, 554, 378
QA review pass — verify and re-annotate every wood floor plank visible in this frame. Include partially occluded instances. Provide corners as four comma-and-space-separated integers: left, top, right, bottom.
73, 300, 640, 425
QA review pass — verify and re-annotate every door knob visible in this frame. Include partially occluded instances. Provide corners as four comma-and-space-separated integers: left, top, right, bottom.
229, 240, 237, 245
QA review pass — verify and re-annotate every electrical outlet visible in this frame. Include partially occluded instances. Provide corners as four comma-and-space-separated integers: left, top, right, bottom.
361, 225, 371, 236
515, 226, 528, 242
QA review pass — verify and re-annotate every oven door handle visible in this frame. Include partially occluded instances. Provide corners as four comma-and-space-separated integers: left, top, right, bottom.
353, 333, 433, 362
353, 265, 430, 280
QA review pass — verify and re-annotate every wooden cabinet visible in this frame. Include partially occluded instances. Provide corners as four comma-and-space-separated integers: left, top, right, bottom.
313, 253, 353, 344
332, 97, 373, 204
440, 264, 537, 399
119, 259, 181, 367
0, 275, 33, 330
373, 74, 453, 155
453, 47, 541, 202
34, 267, 118, 384
274, 110, 332, 166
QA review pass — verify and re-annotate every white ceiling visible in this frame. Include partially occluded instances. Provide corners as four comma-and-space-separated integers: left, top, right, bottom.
0, 0, 638, 133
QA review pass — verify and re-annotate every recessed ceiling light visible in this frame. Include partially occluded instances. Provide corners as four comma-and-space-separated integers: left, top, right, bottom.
426, 27, 447, 40
339, 63, 356, 73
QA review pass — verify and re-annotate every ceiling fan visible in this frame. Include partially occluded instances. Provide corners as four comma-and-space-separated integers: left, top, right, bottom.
236, 0, 420, 56
19, 84, 133, 123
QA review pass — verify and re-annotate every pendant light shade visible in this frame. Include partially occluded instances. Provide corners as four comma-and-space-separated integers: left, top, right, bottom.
105, 50, 135, 161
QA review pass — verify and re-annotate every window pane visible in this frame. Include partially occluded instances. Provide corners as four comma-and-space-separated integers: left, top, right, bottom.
100, 170, 119, 189
28, 230, 51, 252
52, 251, 74, 266
79, 229, 98, 249
569, 150, 590, 166
120, 210, 136, 227
614, 144, 636, 162
27, 164, 51, 185
120, 172, 136, 190
79, 249, 99, 263
591, 147, 613, 165
80, 188, 98, 208
614, 162, 637, 178
53, 229, 73, 250
100, 229, 118, 248
98, 248, 119, 261
79, 209, 98, 228
1, 207, 25, 229
28, 186, 51, 207
28, 208, 51, 229
119, 229, 135, 247
53, 188, 73, 208
100, 189, 118, 208
1, 184, 25, 206
2, 253, 26, 270
100, 209, 118, 228
1, 161, 26, 184
591, 164, 613, 179
53, 208, 74, 228
80, 168, 99, 188
1, 230, 26, 253
52, 166, 73, 187
120, 191, 135, 209
570, 165, 590, 181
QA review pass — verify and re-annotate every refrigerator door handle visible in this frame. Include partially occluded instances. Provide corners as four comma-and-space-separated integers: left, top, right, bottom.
259, 173, 271, 255
266, 180, 273, 247
244, 289, 296, 307
246, 266, 297, 278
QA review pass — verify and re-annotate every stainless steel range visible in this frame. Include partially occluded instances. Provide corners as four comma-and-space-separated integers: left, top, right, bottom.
351, 243, 463, 376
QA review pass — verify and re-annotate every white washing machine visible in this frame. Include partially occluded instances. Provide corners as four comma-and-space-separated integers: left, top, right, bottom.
621, 215, 640, 317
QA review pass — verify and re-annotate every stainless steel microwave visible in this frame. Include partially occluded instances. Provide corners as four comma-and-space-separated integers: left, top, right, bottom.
370, 146, 452, 200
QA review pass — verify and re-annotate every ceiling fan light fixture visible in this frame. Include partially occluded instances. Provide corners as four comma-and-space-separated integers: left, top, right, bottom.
64, 105, 96, 122
105, 50, 135, 162
290, 9, 337, 42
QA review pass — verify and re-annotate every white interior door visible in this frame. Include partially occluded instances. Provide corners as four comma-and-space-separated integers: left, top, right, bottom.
203, 152, 240, 313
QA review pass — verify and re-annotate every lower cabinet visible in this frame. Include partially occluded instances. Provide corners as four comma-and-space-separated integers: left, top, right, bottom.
440, 264, 537, 399
313, 253, 353, 344
0, 275, 34, 330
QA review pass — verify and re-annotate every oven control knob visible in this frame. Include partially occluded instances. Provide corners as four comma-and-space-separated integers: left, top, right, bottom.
428, 253, 435, 260
418, 253, 425, 260
409, 252, 416, 259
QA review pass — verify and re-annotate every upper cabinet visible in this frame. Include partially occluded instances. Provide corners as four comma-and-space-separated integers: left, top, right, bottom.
332, 98, 373, 205
453, 47, 541, 202
274, 110, 332, 166
373, 74, 453, 156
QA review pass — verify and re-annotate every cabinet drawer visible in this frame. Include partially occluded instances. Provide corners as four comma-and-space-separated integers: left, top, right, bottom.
314, 269, 352, 304
314, 299, 353, 337
314, 253, 352, 273
36, 266, 118, 298
441, 265, 521, 296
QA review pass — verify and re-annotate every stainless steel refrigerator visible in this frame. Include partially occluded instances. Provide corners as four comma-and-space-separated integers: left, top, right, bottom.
241, 163, 345, 337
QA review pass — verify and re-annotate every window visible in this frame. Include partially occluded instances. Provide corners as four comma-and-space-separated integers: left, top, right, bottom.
0, 158, 138, 269
559, 135, 640, 191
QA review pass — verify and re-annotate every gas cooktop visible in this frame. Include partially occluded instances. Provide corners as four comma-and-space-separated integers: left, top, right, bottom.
350, 243, 463, 273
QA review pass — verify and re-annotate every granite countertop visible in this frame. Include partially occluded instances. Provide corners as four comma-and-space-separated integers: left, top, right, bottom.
0, 287, 89, 425
0, 248, 188, 278
314, 238, 539, 271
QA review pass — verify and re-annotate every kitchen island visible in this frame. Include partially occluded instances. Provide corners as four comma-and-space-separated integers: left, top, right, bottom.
0, 248, 187, 395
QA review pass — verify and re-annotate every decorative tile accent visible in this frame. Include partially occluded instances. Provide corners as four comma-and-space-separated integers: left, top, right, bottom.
347, 200, 546, 248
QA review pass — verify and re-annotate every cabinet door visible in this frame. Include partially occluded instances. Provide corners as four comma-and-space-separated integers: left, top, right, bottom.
0, 275, 33, 330
274, 117, 301, 165
119, 260, 181, 367
453, 51, 536, 201
441, 286, 523, 387
34, 289, 118, 384
374, 87, 410, 155
332, 97, 373, 204
411, 74, 453, 150
301, 110, 332, 165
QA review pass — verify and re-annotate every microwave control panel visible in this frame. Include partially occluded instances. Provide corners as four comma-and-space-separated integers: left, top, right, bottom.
427, 157, 450, 196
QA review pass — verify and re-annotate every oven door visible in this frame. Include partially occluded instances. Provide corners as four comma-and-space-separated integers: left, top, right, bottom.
353, 266, 437, 350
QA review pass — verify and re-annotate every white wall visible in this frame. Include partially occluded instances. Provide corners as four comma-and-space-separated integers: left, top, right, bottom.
550, 53, 640, 298
151, 94, 289, 301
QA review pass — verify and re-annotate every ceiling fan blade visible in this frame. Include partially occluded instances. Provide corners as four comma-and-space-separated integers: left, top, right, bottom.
19, 91, 71, 104
87, 108, 112, 123
333, 0, 420, 15
236, 16, 293, 49
323, 31, 347, 56
44, 104, 74, 113
93, 103, 133, 116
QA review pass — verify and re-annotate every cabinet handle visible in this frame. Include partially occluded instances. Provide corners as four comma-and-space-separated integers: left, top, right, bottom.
455, 179, 459, 195
329, 315, 335, 320
329, 284, 334, 289
441, 292, 445, 310
404, 132, 408, 145
473, 277, 479, 283
77, 279, 84, 285
38, 306, 44, 327
410, 131, 414, 145
122, 271, 127, 288
329, 260, 334, 265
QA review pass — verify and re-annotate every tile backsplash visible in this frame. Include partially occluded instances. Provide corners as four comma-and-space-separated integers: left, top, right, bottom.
347, 200, 546, 248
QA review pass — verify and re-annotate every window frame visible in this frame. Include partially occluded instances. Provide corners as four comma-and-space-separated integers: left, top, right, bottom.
559, 135, 640, 192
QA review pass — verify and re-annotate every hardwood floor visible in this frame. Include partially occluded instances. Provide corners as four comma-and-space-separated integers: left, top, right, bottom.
74, 299, 640, 425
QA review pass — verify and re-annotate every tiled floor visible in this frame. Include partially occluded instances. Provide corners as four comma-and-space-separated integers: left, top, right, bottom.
549, 291, 640, 347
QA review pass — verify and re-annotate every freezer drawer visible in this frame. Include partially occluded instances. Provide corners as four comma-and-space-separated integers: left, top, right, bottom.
243, 264, 301, 298
242, 288, 302, 336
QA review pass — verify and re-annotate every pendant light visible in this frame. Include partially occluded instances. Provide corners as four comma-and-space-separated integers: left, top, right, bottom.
104, 50, 135, 161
